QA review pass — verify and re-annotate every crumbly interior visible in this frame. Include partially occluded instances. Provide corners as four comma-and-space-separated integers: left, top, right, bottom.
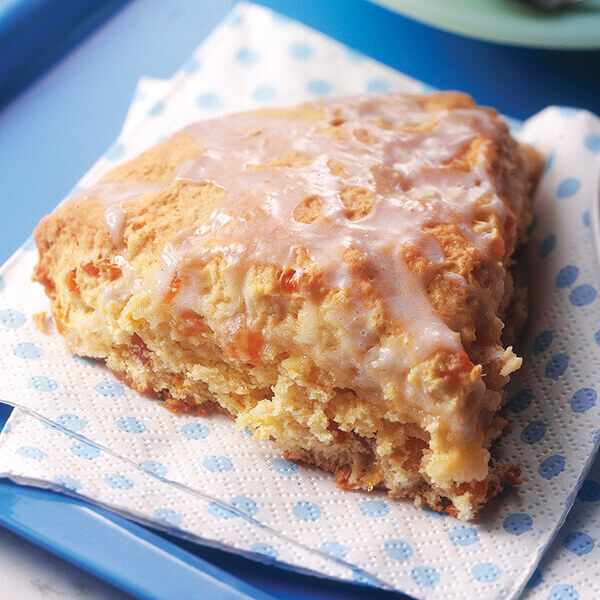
33, 92, 543, 520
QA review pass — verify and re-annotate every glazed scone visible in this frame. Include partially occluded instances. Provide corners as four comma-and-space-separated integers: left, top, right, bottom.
33, 92, 543, 520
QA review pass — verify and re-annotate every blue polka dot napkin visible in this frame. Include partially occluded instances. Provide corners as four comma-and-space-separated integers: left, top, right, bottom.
0, 4, 599, 598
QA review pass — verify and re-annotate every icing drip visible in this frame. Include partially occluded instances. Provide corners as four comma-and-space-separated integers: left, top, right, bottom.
91, 93, 512, 364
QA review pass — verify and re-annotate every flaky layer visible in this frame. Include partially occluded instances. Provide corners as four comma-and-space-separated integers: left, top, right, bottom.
33, 92, 543, 519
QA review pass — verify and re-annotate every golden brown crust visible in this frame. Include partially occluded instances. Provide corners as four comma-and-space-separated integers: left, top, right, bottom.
33, 92, 543, 519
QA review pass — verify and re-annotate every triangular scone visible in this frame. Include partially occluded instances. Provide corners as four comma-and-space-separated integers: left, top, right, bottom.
34, 92, 543, 519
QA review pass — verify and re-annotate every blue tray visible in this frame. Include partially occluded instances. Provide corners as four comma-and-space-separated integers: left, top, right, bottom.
0, 0, 129, 106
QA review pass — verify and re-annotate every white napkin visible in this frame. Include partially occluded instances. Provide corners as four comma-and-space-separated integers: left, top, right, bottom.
0, 4, 599, 598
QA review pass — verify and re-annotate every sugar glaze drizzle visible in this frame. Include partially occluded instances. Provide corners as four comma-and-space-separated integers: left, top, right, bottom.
96, 94, 511, 364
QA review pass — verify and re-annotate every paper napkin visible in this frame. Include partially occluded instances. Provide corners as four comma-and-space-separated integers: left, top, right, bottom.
0, 4, 599, 599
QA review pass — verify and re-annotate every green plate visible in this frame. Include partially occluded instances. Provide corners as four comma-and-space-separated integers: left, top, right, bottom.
369, 0, 600, 49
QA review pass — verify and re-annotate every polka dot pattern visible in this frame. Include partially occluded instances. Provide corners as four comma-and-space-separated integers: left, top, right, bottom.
203, 455, 232, 473
411, 566, 440, 587
0, 309, 25, 328
306, 79, 331, 96
140, 460, 168, 478
12, 342, 41, 359
292, 501, 321, 521
17, 446, 47, 460
289, 42, 313, 59
154, 508, 183, 527
250, 542, 278, 559
71, 441, 100, 460
545, 354, 569, 379
503, 513, 533, 535
508, 389, 533, 413
230, 495, 258, 517
472, 562, 501, 583
56, 414, 86, 432
577, 480, 600, 502
521, 420, 547, 444
549, 583, 579, 600
360, 499, 389, 518
383, 539, 413, 561
539, 455, 565, 479
269, 457, 299, 475
555, 266, 579, 289
72, 355, 97, 367
319, 542, 347, 559
236, 47, 259, 65
533, 330, 554, 354
54, 475, 81, 491
95, 381, 124, 397
105, 474, 134, 490
556, 178, 581, 199
116, 416, 146, 434
563, 532, 594, 556
582, 210, 590, 227
197, 93, 221, 109
148, 101, 164, 116
352, 569, 379, 587
584, 134, 600, 153
539, 234, 557, 258
28, 375, 57, 392
207, 502, 237, 520
571, 388, 597, 413
180, 422, 209, 440
448, 525, 478, 546
569, 285, 597, 307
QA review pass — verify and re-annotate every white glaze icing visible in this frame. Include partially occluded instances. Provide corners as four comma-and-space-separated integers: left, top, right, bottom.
77, 181, 161, 243
92, 94, 513, 367
166, 94, 508, 360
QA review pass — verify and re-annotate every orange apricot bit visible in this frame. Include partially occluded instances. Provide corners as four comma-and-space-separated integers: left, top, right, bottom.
246, 331, 263, 364
435, 352, 475, 390
65, 269, 79, 293
164, 274, 181, 304
224, 324, 264, 365
172, 310, 209, 338
81, 259, 122, 281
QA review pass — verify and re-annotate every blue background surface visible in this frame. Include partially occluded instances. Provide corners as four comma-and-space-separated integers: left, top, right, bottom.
0, 1, 598, 598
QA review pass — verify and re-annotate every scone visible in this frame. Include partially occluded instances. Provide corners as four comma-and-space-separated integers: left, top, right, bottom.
33, 92, 543, 520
